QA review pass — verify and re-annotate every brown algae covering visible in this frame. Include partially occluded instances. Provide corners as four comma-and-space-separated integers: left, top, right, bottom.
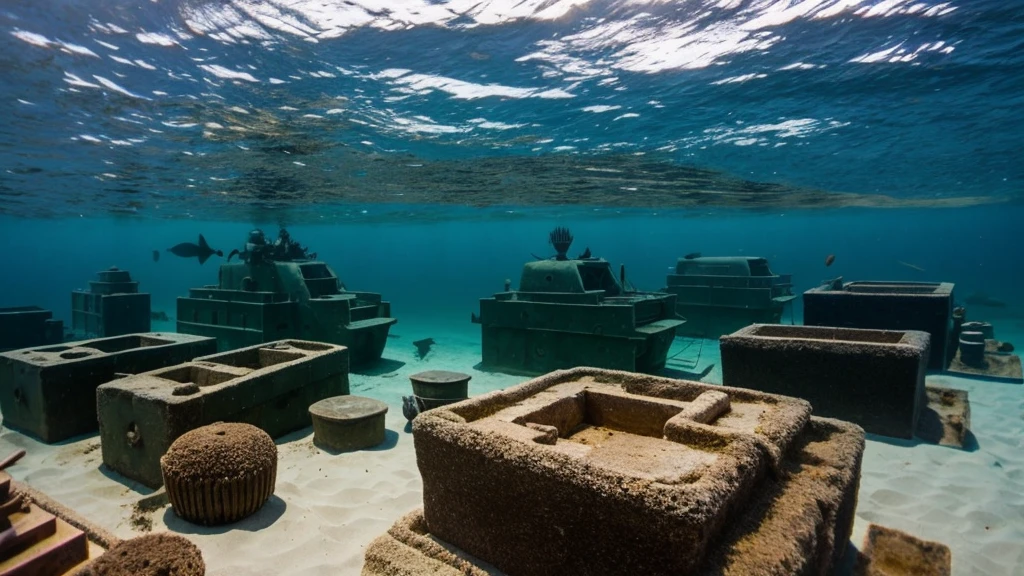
366, 367, 866, 576
852, 523, 952, 576
160, 422, 277, 525
74, 533, 206, 576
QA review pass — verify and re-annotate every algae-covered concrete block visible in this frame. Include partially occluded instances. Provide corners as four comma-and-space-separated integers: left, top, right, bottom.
853, 523, 951, 576
0, 333, 216, 443
803, 280, 954, 370
98, 340, 349, 488
71, 267, 151, 338
400, 367, 864, 576
720, 324, 929, 439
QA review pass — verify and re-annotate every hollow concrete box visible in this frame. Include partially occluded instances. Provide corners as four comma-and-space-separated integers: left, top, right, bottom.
0, 333, 217, 443
720, 324, 929, 439
803, 281, 954, 370
97, 340, 349, 488
397, 367, 865, 576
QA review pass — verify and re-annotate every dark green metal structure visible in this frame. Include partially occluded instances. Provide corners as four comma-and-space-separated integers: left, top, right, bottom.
662, 256, 796, 339
176, 230, 396, 367
473, 255, 685, 376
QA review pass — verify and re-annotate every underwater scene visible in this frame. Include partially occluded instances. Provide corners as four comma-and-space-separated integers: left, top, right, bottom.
1, 0, 1022, 574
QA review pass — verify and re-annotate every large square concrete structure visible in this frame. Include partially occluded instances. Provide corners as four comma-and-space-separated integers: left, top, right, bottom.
0, 333, 216, 443
0, 306, 63, 352
177, 261, 395, 367
71, 267, 151, 338
803, 280, 954, 370
720, 324, 929, 439
98, 340, 349, 488
371, 367, 865, 576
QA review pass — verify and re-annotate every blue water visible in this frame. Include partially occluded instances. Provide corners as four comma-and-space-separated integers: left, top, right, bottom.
0, 1, 1022, 317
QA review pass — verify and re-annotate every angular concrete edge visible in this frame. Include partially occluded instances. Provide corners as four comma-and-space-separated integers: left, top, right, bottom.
852, 523, 952, 576
361, 510, 500, 576
427, 365, 814, 469
367, 417, 864, 576
12, 479, 121, 550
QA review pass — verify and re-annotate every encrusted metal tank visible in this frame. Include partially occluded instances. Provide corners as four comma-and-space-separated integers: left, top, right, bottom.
662, 255, 796, 339
472, 228, 685, 375
176, 228, 397, 367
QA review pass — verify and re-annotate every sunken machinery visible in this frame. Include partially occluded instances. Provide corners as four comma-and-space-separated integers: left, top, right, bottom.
473, 228, 685, 375
176, 229, 397, 367
663, 255, 796, 339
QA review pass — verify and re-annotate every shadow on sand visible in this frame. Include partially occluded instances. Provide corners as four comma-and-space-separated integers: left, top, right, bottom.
163, 494, 288, 535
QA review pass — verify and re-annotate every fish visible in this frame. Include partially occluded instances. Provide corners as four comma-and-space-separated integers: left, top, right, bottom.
684, 252, 701, 260
897, 260, 925, 272
413, 337, 435, 360
152, 250, 160, 262
167, 234, 223, 265
825, 254, 835, 267
965, 292, 1007, 308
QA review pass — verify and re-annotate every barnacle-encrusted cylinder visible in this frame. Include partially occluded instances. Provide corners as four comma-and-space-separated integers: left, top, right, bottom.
160, 422, 277, 526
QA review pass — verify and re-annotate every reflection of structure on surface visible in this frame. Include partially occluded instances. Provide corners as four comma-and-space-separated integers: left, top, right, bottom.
365, 367, 864, 576
98, 339, 349, 488
0, 333, 216, 443
473, 230, 684, 375
71, 267, 151, 339
0, 306, 62, 352
662, 256, 795, 338
177, 229, 396, 366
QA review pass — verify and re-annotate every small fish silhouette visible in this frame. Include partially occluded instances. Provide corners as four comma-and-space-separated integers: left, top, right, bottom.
684, 252, 702, 260
167, 234, 223, 265
825, 254, 835, 267
152, 250, 160, 262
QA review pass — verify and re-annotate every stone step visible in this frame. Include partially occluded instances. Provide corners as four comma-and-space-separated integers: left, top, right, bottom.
0, 516, 88, 576
0, 505, 57, 559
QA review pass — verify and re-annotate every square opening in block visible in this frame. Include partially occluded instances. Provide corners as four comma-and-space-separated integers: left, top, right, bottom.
749, 324, 905, 344
86, 335, 174, 353
843, 282, 942, 295
153, 364, 240, 387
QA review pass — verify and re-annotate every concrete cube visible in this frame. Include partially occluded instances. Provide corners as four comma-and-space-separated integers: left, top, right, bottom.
803, 281, 954, 370
98, 340, 349, 488
397, 367, 864, 576
0, 333, 216, 443
720, 324, 929, 438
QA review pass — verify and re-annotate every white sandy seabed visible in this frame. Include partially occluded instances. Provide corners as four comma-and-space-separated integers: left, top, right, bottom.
1, 316, 1022, 576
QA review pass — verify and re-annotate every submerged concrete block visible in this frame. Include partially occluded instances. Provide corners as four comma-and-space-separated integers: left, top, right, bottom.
71, 268, 151, 339
803, 280, 954, 370
852, 524, 951, 576
309, 396, 388, 452
98, 340, 349, 488
0, 307, 63, 353
0, 333, 216, 443
397, 367, 864, 576
720, 324, 929, 439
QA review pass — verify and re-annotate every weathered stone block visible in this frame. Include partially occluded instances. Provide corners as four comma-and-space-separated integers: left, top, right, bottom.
803, 281, 954, 370
852, 523, 951, 576
720, 324, 929, 439
0, 333, 216, 443
401, 367, 864, 576
98, 340, 349, 488
71, 268, 151, 338
0, 307, 63, 353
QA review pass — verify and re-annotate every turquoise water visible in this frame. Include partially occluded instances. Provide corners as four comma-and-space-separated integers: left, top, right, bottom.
2, 204, 1022, 329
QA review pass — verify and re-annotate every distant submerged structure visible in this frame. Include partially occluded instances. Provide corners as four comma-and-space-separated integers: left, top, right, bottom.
472, 227, 684, 375
662, 256, 796, 339
176, 228, 396, 366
